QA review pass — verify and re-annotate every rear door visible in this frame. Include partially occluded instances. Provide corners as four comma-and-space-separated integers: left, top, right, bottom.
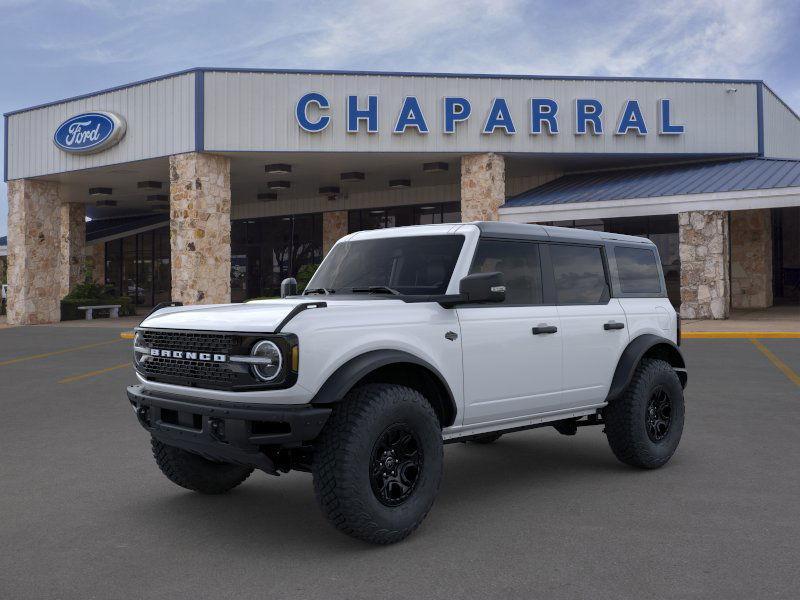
457, 239, 562, 426
548, 243, 629, 407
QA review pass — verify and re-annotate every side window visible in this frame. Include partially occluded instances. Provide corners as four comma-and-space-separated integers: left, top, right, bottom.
614, 246, 662, 294
550, 244, 608, 304
470, 240, 543, 305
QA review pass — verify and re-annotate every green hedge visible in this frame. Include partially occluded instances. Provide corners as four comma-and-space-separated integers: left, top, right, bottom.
60, 297, 135, 321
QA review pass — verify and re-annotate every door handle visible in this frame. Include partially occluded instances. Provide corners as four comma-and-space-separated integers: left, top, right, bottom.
532, 325, 558, 335
604, 322, 625, 330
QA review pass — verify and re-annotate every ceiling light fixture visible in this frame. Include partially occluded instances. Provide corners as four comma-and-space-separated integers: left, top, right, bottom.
319, 186, 340, 195
137, 181, 162, 189
340, 172, 365, 182
146, 194, 169, 202
267, 180, 291, 190
388, 179, 411, 188
422, 162, 449, 173
265, 163, 292, 174
89, 187, 112, 196
257, 192, 278, 201
95, 199, 117, 207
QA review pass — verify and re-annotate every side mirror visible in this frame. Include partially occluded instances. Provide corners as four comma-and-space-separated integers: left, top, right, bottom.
458, 271, 506, 304
280, 277, 298, 298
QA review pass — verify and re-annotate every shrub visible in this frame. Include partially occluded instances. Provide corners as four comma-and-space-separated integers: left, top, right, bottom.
60, 278, 135, 320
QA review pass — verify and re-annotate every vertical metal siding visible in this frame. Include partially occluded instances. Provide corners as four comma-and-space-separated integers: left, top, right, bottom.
6, 73, 196, 180
205, 72, 759, 155
762, 87, 800, 159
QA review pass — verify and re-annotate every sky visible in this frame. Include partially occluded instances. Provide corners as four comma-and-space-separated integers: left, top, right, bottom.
1, 0, 799, 237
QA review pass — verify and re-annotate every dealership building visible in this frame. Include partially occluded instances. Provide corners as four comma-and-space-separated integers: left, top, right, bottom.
3, 67, 799, 325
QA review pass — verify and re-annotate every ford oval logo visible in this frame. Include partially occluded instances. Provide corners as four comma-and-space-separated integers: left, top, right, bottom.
53, 111, 126, 154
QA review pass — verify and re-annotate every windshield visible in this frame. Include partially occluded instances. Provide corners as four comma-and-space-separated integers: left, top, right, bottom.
307, 235, 465, 296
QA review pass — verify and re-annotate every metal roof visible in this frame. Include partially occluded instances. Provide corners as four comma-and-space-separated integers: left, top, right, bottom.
503, 158, 800, 208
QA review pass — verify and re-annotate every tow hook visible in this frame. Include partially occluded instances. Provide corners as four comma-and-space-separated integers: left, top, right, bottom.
209, 417, 226, 442
135, 406, 150, 427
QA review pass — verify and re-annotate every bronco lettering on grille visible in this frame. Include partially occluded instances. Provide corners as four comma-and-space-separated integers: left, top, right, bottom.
150, 349, 227, 362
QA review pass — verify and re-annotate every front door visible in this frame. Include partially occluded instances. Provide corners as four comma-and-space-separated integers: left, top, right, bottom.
458, 239, 563, 426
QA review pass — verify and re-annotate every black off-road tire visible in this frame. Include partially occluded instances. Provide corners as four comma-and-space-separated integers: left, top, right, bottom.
312, 383, 443, 544
469, 431, 503, 444
151, 438, 253, 494
603, 358, 685, 469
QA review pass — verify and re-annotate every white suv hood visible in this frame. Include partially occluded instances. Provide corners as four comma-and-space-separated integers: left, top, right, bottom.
138, 298, 401, 333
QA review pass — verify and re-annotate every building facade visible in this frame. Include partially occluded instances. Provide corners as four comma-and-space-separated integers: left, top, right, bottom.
4, 68, 799, 324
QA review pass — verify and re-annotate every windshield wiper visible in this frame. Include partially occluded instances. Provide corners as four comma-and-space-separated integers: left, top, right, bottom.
304, 287, 335, 295
350, 286, 401, 295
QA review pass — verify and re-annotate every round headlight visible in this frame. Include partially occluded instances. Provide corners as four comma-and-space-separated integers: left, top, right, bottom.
251, 340, 282, 382
133, 331, 146, 365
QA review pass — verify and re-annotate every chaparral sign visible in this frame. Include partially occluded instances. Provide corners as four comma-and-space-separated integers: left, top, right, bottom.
53, 111, 127, 154
295, 94, 685, 137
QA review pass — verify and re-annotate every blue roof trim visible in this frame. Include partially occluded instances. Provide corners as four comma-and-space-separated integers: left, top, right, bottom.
756, 82, 765, 157
503, 158, 800, 208
3, 66, 768, 118
194, 70, 204, 152
3, 114, 8, 182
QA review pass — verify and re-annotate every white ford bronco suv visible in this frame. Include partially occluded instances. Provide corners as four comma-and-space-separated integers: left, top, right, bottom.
127, 222, 686, 544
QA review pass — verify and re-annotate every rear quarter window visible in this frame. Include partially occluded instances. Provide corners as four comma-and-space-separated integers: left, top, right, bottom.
614, 246, 662, 294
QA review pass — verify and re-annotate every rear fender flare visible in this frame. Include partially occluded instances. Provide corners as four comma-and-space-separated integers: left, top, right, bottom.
606, 334, 686, 402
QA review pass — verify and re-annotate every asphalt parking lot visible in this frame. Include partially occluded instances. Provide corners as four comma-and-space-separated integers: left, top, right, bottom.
1, 325, 799, 600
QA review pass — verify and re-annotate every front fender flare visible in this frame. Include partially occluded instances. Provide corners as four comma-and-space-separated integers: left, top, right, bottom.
606, 334, 686, 402
310, 349, 457, 426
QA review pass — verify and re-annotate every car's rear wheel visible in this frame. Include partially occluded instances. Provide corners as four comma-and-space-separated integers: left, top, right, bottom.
603, 358, 684, 469
312, 383, 443, 544
151, 438, 253, 494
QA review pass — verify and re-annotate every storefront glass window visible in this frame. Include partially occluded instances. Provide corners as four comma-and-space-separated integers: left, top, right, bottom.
349, 202, 461, 232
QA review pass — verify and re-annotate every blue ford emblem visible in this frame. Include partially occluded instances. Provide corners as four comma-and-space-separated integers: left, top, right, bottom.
53, 111, 127, 154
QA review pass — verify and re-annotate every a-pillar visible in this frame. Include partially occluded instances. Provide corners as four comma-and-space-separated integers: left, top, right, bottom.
59, 202, 86, 298
460, 153, 505, 222
322, 210, 348, 254
679, 210, 730, 319
6, 179, 62, 325
169, 152, 231, 305
730, 209, 773, 309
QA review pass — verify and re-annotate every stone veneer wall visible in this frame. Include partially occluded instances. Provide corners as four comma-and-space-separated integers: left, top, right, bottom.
323, 210, 348, 254
169, 152, 231, 305
86, 243, 105, 285
460, 153, 505, 222
169, 152, 231, 304
730, 209, 773, 309
6, 179, 62, 325
679, 210, 730, 319
59, 202, 86, 298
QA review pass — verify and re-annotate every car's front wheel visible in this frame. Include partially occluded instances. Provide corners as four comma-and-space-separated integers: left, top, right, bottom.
312, 383, 443, 544
603, 358, 685, 469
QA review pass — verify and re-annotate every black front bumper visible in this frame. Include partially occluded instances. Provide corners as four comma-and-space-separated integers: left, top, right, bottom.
127, 385, 331, 473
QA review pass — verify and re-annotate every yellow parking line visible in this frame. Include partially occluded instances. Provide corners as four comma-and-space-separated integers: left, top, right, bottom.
58, 362, 130, 384
682, 332, 800, 339
0, 339, 125, 367
751, 339, 800, 388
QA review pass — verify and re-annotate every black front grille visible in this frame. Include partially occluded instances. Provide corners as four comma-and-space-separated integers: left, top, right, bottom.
135, 328, 297, 392
138, 329, 245, 389
140, 330, 239, 355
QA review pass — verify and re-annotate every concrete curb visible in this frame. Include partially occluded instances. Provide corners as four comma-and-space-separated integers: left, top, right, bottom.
682, 332, 800, 339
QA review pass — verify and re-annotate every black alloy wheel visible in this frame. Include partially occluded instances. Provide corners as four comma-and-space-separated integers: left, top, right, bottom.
369, 424, 423, 506
645, 386, 672, 442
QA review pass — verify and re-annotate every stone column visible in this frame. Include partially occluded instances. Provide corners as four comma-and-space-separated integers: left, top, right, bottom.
59, 202, 86, 298
86, 242, 105, 285
323, 210, 348, 254
6, 179, 62, 325
730, 209, 773, 309
169, 152, 231, 305
679, 210, 730, 319
460, 153, 505, 222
